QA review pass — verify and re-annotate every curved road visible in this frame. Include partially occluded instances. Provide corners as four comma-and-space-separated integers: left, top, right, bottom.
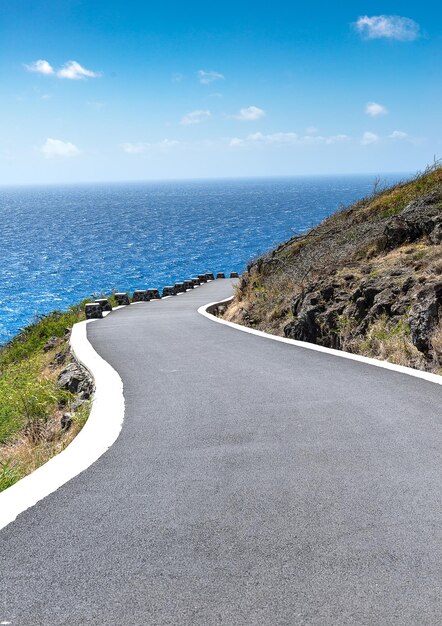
1, 279, 441, 625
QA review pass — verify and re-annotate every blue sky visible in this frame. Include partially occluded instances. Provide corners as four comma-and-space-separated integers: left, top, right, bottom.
1, 1, 441, 184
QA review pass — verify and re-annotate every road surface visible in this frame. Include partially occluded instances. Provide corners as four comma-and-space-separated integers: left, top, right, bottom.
1, 279, 441, 625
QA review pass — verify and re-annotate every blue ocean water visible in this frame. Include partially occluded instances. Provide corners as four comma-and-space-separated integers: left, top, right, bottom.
0, 175, 403, 344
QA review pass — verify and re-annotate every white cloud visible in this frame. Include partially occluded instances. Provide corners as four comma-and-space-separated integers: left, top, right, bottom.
355, 15, 420, 41
388, 130, 408, 140
366, 102, 388, 117
305, 126, 319, 134
25, 59, 54, 75
361, 131, 380, 145
324, 134, 351, 144
229, 132, 295, 147
57, 61, 100, 80
40, 138, 80, 158
229, 137, 245, 147
265, 132, 297, 143
121, 139, 179, 153
158, 139, 179, 148
295, 133, 350, 145
235, 132, 297, 144
25, 59, 100, 80
229, 132, 350, 147
246, 132, 265, 141
233, 106, 266, 121
180, 109, 211, 125
121, 142, 147, 154
198, 70, 224, 85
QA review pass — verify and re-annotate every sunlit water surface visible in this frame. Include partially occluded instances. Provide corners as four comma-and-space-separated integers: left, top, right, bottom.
0, 175, 403, 343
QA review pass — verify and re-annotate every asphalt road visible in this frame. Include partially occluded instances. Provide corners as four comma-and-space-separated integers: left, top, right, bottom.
1, 279, 441, 625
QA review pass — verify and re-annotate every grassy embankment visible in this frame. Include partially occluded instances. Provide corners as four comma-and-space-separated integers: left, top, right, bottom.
0, 304, 91, 492
225, 165, 442, 373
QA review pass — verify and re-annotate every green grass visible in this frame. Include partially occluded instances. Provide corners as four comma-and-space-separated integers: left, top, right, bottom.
0, 302, 89, 446
0, 354, 71, 444
371, 317, 410, 342
0, 295, 119, 491
381, 203, 407, 219
0, 459, 22, 491
368, 163, 442, 220
412, 249, 428, 261
0, 303, 87, 369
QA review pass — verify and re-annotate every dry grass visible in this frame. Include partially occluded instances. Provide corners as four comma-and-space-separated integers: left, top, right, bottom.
225, 164, 442, 374
233, 270, 299, 333
0, 307, 92, 491
363, 165, 442, 219
347, 316, 425, 368
224, 301, 244, 323
0, 402, 89, 490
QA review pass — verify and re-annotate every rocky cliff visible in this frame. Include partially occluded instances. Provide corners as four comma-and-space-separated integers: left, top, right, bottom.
224, 165, 442, 374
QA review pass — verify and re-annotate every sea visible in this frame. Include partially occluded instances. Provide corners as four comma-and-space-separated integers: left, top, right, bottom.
0, 175, 404, 344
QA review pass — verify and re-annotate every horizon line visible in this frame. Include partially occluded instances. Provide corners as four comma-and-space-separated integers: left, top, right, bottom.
0, 170, 413, 189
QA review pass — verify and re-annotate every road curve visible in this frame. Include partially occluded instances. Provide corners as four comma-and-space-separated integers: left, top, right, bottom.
1, 279, 441, 625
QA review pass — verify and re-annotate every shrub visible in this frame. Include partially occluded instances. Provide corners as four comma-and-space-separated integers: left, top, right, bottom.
0, 355, 71, 444
0, 305, 85, 369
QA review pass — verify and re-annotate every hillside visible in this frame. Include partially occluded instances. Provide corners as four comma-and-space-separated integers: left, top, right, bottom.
224, 165, 442, 374
0, 306, 92, 491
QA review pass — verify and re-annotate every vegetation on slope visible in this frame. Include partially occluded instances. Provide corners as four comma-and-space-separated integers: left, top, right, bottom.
0, 305, 91, 492
225, 165, 442, 374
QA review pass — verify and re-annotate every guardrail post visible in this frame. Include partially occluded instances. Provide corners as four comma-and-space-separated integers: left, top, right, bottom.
95, 298, 112, 312
132, 290, 150, 302
115, 292, 130, 305
85, 303, 103, 319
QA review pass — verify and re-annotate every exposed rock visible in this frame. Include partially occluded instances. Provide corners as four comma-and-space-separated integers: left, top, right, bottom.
320, 285, 334, 301
384, 194, 442, 250
43, 337, 59, 352
391, 302, 407, 316
335, 290, 350, 301
60, 413, 73, 431
408, 284, 442, 353
369, 288, 395, 318
402, 276, 414, 293
285, 304, 322, 343
355, 296, 368, 317
225, 167, 442, 373
52, 351, 66, 366
58, 362, 93, 399
290, 293, 304, 316
71, 397, 87, 411
429, 223, 442, 244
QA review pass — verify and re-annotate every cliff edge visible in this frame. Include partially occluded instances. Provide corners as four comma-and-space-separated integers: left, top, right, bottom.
225, 165, 442, 374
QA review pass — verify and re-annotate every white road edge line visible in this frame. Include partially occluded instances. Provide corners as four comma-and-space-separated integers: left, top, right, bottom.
4, 283, 438, 531
199, 296, 442, 386
0, 291, 200, 529
0, 318, 125, 531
